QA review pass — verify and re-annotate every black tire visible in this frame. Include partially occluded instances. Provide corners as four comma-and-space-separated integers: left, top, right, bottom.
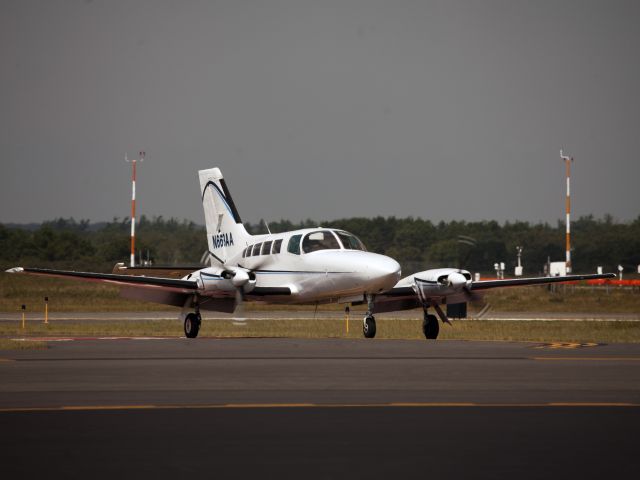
363, 315, 376, 339
184, 313, 201, 338
422, 313, 439, 340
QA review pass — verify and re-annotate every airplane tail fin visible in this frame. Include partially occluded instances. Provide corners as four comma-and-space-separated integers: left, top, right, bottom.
198, 168, 251, 265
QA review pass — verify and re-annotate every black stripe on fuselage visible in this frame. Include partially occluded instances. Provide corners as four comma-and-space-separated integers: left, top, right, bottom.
250, 269, 354, 275
250, 287, 291, 296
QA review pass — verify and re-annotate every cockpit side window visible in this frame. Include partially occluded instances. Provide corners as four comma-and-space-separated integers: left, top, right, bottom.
287, 235, 302, 255
336, 231, 366, 251
272, 239, 283, 254
261, 241, 273, 255
252, 243, 262, 256
302, 230, 340, 253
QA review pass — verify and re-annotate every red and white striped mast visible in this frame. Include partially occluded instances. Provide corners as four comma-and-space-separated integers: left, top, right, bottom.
560, 149, 573, 274
126, 151, 145, 267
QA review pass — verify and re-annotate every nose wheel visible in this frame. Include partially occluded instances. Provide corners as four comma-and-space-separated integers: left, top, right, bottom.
184, 312, 201, 338
362, 294, 377, 338
363, 315, 376, 338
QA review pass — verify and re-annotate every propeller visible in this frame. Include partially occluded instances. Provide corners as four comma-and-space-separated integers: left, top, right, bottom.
462, 275, 491, 318
443, 270, 482, 303
220, 267, 252, 324
233, 286, 247, 324
216, 253, 271, 324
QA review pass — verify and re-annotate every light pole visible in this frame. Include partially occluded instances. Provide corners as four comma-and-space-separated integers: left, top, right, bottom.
560, 149, 573, 273
126, 151, 145, 267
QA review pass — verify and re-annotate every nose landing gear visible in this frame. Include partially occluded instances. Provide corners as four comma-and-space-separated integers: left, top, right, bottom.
363, 315, 376, 338
362, 294, 377, 339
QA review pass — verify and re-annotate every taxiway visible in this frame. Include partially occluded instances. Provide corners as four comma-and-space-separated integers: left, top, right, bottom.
1, 337, 639, 478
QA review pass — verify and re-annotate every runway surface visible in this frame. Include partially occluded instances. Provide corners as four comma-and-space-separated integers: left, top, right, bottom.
2, 338, 639, 478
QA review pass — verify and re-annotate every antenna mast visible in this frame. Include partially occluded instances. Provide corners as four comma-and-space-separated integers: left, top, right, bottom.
126, 151, 145, 267
560, 149, 573, 274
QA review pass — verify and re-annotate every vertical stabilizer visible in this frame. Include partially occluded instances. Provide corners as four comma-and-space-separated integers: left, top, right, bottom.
198, 168, 251, 265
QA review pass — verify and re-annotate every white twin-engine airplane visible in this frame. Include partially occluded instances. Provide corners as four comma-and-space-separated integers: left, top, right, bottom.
7, 167, 614, 339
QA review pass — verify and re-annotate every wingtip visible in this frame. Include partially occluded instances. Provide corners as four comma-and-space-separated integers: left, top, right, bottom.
4, 267, 24, 273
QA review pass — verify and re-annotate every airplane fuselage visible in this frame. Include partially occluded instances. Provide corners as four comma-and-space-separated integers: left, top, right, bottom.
190, 227, 402, 305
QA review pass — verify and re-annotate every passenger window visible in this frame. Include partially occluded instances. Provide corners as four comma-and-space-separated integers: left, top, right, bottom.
252, 243, 262, 256
262, 241, 273, 255
302, 231, 340, 253
272, 239, 283, 254
287, 235, 302, 255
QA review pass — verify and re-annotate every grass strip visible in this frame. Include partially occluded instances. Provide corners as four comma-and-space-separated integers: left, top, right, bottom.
2, 273, 639, 313
2, 319, 639, 344
0, 338, 48, 350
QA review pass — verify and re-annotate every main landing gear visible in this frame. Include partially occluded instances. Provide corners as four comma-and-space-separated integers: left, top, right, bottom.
420, 301, 450, 340
184, 309, 202, 338
422, 311, 439, 340
363, 294, 376, 339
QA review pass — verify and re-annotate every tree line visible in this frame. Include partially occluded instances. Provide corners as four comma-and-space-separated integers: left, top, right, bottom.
1, 215, 638, 275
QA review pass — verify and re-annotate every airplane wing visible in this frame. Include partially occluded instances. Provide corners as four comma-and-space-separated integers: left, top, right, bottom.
469, 274, 616, 291
5, 266, 211, 310
5, 266, 290, 312
6, 267, 198, 291
373, 271, 617, 314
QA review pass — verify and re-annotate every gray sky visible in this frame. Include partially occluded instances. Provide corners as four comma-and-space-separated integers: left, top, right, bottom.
2, 0, 639, 226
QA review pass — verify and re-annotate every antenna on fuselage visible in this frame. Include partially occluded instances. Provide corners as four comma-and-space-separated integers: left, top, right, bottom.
262, 219, 272, 235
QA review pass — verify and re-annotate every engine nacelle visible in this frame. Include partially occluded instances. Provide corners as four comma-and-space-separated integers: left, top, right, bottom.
408, 268, 472, 298
185, 267, 256, 294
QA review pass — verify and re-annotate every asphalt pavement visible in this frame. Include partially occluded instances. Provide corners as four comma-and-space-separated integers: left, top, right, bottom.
1, 337, 639, 478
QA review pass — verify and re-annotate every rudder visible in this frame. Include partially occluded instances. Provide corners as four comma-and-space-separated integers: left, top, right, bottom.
198, 168, 251, 265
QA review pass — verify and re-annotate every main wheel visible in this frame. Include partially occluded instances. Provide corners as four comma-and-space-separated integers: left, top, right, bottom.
422, 313, 439, 340
363, 315, 376, 339
184, 313, 201, 338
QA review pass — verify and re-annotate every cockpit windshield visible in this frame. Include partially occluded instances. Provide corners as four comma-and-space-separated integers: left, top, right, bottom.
335, 231, 366, 251
301, 230, 341, 253
299, 230, 367, 253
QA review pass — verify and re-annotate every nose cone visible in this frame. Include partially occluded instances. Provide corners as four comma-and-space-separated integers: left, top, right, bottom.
366, 254, 401, 292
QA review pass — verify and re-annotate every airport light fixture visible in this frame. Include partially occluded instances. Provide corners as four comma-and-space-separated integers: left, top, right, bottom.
515, 246, 523, 277
618, 264, 624, 281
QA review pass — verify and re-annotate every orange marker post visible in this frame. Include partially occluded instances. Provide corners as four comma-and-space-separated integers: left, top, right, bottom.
345, 306, 350, 335
21, 304, 26, 330
44, 297, 49, 324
